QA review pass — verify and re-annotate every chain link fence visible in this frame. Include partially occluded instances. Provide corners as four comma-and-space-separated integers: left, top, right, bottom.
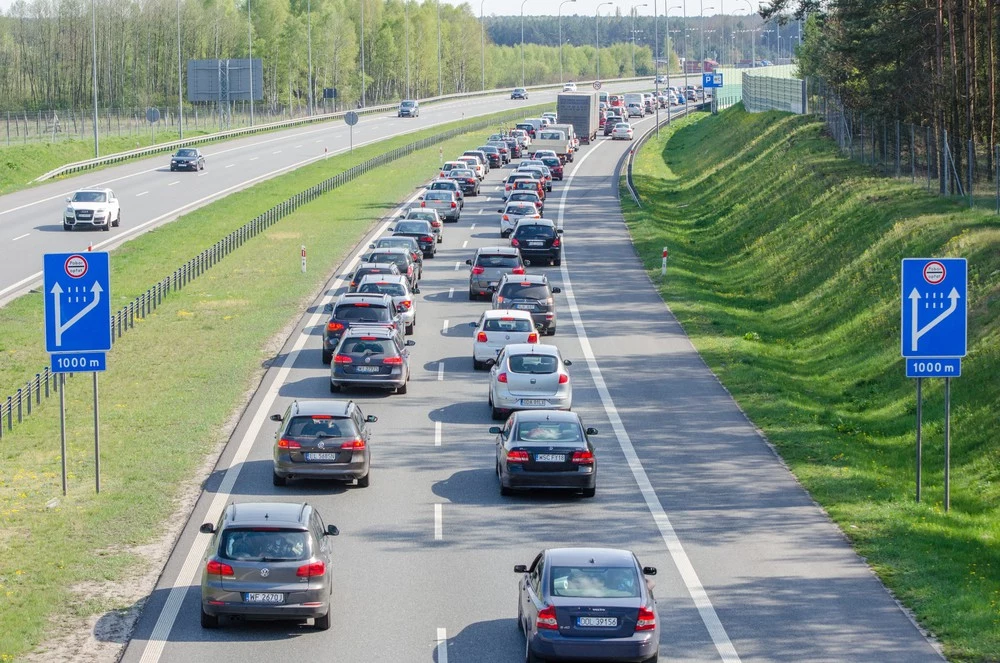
0, 107, 532, 437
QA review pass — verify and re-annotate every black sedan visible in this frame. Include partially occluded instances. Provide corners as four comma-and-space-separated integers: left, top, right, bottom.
170, 148, 205, 171
515, 547, 659, 663
491, 410, 595, 497
390, 219, 436, 258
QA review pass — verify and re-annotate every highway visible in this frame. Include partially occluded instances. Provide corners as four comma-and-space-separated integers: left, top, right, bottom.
120, 108, 942, 662
0, 80, 670, 306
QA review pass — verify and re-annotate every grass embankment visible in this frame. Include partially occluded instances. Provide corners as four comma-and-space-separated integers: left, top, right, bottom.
0, 106, 547, 661
624, 106, 1000, 661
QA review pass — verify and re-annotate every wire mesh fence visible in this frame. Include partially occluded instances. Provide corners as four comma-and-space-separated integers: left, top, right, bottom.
0, 107, 532, 437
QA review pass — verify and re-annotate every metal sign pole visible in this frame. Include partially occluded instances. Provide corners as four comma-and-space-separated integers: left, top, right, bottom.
944, 377, 951, 512
60, 374, 67, 496
93, 372, 101, 493
915, 377, 922, 503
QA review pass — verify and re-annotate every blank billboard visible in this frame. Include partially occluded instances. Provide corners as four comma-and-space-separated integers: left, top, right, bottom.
187, 59, 263, 102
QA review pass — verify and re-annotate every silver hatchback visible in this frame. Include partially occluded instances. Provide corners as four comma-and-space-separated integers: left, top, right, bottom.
199, 501, 340, 630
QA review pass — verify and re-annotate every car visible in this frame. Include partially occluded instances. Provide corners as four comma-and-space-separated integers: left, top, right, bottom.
466, 246, 525, 300
488, 343, 572, 419
359, 247, 419, 290
477, 144, 503, 168
418, 190, 460, 223
397, 99, 419, 117
198, 501, 339, 630
492, 272, 561, 334
509, 219, 563, 268
498, 201, 542, 238
444, 168, 481, 196
491, 410, 598, 497
63, 188, 120, 231
514, 547, 659, 661
170, 147, 205, 171
367, 236, 423, 279
507, 190, 544, 215
456, 155, 486, 180
469, 309, 539, 370
611, 122, 634, 140
348, 261, 401, 293
604, 114, 623, 136
626, 103, 644, 118
391, 219, 437, 258
321, 292, 404, 364
463, 149, 491, 174
439, 160, 469, 178
511, 87, 529, 100
356, 274, 418, 334
426, 178, 464, 209
538, 156, 564, 181
269, 399, 378, 487
330, 325, 415, 394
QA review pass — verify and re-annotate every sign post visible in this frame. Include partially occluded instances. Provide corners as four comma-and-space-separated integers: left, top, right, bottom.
901, 257, 967, 510
44, 252, 112, 494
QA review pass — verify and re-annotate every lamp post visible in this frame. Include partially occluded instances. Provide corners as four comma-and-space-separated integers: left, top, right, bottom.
520, 0, 529, 88
177, 0, 183, 137
91, 0, 99, 155
247, 0, 254, 125
437, 0, 442, 96
595, 1, 612, 82
481, 0, 487, 91
306, 0, 313, 115
558, 0, 576, 86
631, 2, 648, 75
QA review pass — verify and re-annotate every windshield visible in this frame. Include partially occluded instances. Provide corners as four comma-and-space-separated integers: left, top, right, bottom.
509, 354, 558, 374
218, 528, 310, 562
71, 191, 107, 203
334, 305, 390, 322
499, 283, 549, 300
550, 566, 640, 599
358, 282, 406, 296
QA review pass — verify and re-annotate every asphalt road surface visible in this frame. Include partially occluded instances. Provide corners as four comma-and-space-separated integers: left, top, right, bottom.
121, 109, 943, 663
0, 80, 695, 306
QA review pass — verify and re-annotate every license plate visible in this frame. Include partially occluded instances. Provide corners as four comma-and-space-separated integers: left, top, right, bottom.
305, 452, 339, 461
516, 304, 534, 310
244, 593, 284, 604
522, 399, 547, 406
355, 366, 381, 373
577, 617, 617, 627
535, 454, 565, 462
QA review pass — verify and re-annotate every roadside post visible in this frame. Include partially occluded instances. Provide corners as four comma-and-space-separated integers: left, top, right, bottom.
901, 258, 967, 510
44, 252, 112, 494
661, 247, 669, 277
345, 111, 359, 153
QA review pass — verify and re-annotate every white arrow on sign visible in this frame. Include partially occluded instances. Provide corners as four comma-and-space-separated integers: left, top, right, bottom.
50, 281, 103, 347
909, 287, 960, 352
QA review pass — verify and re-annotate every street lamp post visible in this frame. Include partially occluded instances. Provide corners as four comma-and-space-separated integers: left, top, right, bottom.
91, 0, 99, 156
595, 1, 612, 82
520, 0, 529, 88
631, 3, 648, 75
558, 0, 576, 86
481, 0, 487, 91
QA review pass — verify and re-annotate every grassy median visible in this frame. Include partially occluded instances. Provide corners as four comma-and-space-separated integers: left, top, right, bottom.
0, 104, 549, 660
624, 106, 1000, 660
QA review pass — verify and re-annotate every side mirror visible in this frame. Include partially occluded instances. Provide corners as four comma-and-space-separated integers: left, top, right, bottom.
269, 413, 283, 422
642, 566, 657, 576
551, 287, 562, 294
199, 523, 215, 534
513, 564, 528, 573
489, 426, 502, 434
563, 359, 573, 366
365, 415, 378, 423
586, 427, 599, 435
465, 259, 473, 266
405, 340, 416, 346
326, 524, 340, 537
323, 303, 334, 313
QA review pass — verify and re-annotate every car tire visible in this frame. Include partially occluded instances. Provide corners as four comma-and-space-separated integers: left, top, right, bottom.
322, 349, 332, 365
357, 473, 370, 488
314, 611, 331, 630
200, 607, 219, 629
581, 487, 596, 498
113, 212, 120, 227
272, 470, 287, 487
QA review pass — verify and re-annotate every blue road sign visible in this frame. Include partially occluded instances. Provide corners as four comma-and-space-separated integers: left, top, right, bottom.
901, 258, 967, 359
906, 358, 961, 378
703, 73, 723, 88
51, 352, 107, 373
44, 252, 112, 355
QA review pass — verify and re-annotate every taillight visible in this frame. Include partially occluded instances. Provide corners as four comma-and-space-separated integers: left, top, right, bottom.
451, 202, 457, 208
340, 438, 366, 449
400, 300, 412, 310
382, 356, 403, 365
206, 560, 235, 576
296, 561, 326, 577
278, 438, 301, 449
552, 238, 561, 247
471, 266, 486, 275
334, 354, 353, 364
510, 238, 520, 247
536, 605, 558, 630
497, 372, 508, 383
421, 235, 434, 243
558, 374, 569, 384
571, 450, 594, 465
527, 332, 538, 343
636, 606, 657, 631
512, 267, 525, 275
327, 322, 344, 333
477, 332, 488, 343
506, 449, 530, 463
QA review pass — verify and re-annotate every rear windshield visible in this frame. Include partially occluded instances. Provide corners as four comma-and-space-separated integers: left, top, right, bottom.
550, 566, 640, 599
476, 254, 520, 268
509, 354, 557, 374
286, 415, 354, 438
334, 304, 390, 321
499, 283, 549, 300
514, 224, 556, 239
218, 528, 310, 562
341, 338, 395, 355
484, 317, 533, 332
515, 421, 583, 442
358, 282, 406, 296
395, 221, 430, 234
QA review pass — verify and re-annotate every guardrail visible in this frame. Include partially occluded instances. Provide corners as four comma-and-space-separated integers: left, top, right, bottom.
34, 77, 655, 182
0, 106, 541, 438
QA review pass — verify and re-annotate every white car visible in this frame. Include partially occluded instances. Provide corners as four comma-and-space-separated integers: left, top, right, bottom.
488, 343, 573, 420
563, 82, 577, 92
63, 188, 120, 231
355, 274, 418, 334
470, 310, 538, 370
498, 202, 542, 238
611, 123, 634, 141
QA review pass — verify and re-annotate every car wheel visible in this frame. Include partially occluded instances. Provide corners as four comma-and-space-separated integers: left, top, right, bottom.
272, 470, 287, 487
357, 472, 370, 488
322, 349, 332, 365
200, 607, 219, 629
314, 611, 331, 630
113, 212, 120, 227
581, 487, 596, 498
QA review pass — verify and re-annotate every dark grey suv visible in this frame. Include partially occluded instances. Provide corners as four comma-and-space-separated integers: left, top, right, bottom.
199, 501, 340, 630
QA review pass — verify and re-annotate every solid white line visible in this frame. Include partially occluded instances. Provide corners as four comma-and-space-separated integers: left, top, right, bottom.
556, 134, 741, 663
436, 627, 448, 663
461, 240, 468, 249
448, 287, 454, 299
434, 421, 442, 447
167, 181, 179, 187
437, 362, 444, 381
11, 233, 29, 241
135, 191, 149, 197
434, 504, 443, 540
225, 164, 235, 168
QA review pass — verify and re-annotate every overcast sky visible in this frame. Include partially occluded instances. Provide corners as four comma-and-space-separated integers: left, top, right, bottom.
0, 0, 762, 17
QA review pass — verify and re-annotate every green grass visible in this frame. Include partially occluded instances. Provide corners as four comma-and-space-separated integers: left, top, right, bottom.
624, 105, 1000, 661
0, 107, 547, 661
